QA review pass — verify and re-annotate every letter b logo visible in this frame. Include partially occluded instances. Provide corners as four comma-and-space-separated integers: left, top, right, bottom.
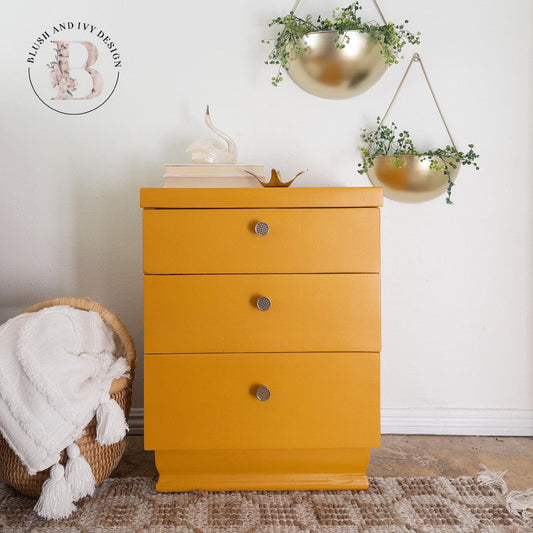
50, 41, 103, 100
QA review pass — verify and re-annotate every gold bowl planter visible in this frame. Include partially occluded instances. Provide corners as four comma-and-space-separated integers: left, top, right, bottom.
366, 155, 460, 203
287, 30, 388, 99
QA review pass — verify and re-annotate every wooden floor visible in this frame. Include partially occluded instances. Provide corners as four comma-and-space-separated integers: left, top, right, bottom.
114, 435, 533, 490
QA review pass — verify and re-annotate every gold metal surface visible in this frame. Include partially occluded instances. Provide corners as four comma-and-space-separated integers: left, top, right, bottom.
287, 30, 388, 99
246, 169, 306, 187
366, 155, 460, 203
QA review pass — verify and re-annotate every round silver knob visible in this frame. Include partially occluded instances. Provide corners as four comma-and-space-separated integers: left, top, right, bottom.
256, 385, 271, 401
255, 221, 270, 236
256, 296, 271, 311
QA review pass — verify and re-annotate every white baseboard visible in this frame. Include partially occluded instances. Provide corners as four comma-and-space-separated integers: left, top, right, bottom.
381, 408, 533, 436
127, 407, 533, 437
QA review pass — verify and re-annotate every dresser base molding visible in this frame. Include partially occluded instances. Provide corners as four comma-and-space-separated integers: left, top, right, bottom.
154, 448, 372, 491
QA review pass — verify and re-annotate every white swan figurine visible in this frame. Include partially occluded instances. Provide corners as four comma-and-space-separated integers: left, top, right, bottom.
186, 106, 238, 164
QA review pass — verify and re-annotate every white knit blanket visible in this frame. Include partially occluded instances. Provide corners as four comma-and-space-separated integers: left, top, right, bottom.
0, 305, 129, 475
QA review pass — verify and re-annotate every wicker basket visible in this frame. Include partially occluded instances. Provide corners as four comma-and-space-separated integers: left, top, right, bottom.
0, 297, 137, 498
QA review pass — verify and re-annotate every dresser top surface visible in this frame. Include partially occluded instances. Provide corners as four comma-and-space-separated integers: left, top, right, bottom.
140, 187, 383, 209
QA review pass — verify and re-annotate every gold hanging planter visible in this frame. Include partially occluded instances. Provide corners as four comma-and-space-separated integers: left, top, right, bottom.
359, 53, 479, 203
366, 155, 460, 203
265, 0, 404, 99
287, 30, 388, 99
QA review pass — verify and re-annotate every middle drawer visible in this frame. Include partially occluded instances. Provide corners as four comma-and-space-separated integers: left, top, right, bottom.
144, 274, 380, 353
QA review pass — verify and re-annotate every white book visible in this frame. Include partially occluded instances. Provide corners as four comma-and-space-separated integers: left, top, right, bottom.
163, 176, 263, 188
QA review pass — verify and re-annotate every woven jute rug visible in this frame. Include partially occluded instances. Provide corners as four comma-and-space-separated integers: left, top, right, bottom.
0, 476, 529, 532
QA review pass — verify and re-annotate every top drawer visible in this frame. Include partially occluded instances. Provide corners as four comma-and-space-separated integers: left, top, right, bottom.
143, 208, 380, 274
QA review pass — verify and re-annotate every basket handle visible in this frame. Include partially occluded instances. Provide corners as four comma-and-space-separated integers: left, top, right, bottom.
380, 52, 457, 149
290, 0, 387, 25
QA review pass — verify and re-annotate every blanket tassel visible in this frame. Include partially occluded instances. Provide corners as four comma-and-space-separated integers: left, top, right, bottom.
65, 443, 95, 501
34, 463, 76, 520
96, 393, 128, 446
477, 465, 533, 528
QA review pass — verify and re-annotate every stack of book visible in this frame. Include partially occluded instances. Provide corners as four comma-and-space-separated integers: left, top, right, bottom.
163, 164, 265, 188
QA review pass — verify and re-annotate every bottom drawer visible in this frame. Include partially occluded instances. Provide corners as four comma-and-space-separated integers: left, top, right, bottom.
145, 352, 380, 451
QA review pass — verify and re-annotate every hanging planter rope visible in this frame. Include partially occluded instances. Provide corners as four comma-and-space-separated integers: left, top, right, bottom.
264, 1, 420, 99
360, 53, 479, 203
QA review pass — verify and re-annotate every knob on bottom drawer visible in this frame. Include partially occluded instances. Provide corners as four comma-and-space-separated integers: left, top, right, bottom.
256, 296, 271, 311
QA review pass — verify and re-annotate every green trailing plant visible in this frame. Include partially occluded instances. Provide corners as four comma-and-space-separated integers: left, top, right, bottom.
357, 118, 480, 204
263, 2, 421, 86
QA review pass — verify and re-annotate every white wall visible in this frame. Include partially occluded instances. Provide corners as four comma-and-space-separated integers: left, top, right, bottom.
1, 0, 532, 435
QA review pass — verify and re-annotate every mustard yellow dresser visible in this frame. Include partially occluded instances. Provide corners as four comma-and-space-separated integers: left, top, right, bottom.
140, 187, 382, 491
